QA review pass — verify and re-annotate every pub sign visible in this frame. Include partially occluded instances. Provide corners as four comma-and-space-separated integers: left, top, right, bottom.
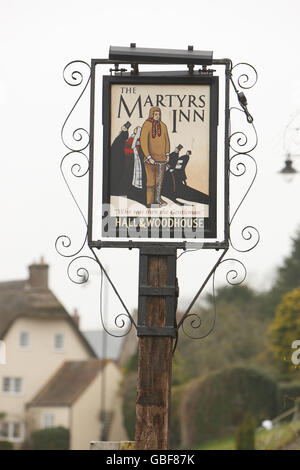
89, 71, 219, 244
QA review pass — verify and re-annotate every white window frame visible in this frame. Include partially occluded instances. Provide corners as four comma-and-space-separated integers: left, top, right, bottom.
54, 333, 64, 352
19, 331, 30, 349
42, 412, 54, 429
0, 421, 24, 443
14, 377, 22, 394
2, 377, 23, 395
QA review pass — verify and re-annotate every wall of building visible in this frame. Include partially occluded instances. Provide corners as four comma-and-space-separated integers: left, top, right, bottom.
26, 406, 70, 437
0, 317, 91, 443
70, 362, 127, 450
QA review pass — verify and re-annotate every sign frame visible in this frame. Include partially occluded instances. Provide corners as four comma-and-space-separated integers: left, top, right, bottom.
88, 61, 229, 250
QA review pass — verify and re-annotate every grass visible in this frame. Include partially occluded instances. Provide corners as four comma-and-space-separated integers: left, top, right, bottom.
197, 436, 236, 450
196, 420, 300, 450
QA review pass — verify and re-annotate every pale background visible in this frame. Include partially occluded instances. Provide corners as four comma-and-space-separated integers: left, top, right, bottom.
1, 0, 300, 330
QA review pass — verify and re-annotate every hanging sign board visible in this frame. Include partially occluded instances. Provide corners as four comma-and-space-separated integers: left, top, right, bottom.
89, 71, 219, 246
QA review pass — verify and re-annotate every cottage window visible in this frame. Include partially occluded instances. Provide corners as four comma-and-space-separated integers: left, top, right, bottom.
0, 421, 23, 441
0, 422, 9, 438
20, 332, 30, 348
2, 377, 23, 394
42, 413, 54, 429
54, 333, 64, 351
14, 378, 22, 393
12, 422, 21, 439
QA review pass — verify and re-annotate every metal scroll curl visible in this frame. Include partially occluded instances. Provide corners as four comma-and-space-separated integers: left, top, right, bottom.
231, 62, 258, 90
56, 59, 136, 338
55, 150, 89, 259
61, 60, 91, 152
230, 63, 258, 124
228, 110, 260, 252
229, 108, 258, 154
178, 257, 247, 340
66, 254, 136, 338
229, 151, 260, 253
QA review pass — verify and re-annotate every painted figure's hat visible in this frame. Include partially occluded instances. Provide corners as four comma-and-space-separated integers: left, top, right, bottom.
177, 144, 183, 151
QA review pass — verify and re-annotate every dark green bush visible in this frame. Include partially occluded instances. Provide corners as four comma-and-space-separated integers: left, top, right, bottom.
31, 426, 69, 450
170, 383, 188, 449
181, 366, 278, 448
235, 412, 255, 450
0, 440, 13, 450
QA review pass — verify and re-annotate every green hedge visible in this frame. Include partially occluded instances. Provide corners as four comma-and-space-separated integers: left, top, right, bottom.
0, 440, 13, 450
31, 426, 69, 450
181, 366, 278, 448
170, 383, 188, 449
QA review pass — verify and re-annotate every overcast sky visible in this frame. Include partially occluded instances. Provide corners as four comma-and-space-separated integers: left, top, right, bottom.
1, 0, 300, 331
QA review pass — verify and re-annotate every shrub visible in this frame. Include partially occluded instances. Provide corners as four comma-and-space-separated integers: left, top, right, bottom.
181, 366, 277, 448
31, 426, 69, 450
0, 440, 13, 450
170, 383, 188, 449
235, 412, 255, 450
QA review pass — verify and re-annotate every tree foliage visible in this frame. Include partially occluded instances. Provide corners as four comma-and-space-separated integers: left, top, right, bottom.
263, 230, 300, 316
269, 287, 300, 377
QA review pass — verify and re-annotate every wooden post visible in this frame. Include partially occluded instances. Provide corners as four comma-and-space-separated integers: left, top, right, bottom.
134, 253, 175, 450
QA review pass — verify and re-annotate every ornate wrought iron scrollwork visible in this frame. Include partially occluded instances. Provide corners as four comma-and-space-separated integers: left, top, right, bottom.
61, 60, 91, 152
56, 60, 136, 338
57, 57, 259, 344
230, 62, 258, 124
178, 257, 247, 341
231, 62, 258, 90
229, 67, 260, 253
177, 61, 259, 343
55, 150, 89, 259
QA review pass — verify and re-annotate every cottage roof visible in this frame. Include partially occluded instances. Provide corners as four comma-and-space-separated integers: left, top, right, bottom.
28, 359, 108, 407
0, 265, 96, 357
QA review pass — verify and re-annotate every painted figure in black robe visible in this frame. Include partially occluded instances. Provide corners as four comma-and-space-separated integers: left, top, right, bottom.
162, 148, 209, 205
110, 123, 130, 196
110, 123, 146, 205
162, 145, 182, 197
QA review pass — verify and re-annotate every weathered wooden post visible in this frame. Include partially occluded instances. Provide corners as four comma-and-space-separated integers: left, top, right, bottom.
135, 248, 177, 449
